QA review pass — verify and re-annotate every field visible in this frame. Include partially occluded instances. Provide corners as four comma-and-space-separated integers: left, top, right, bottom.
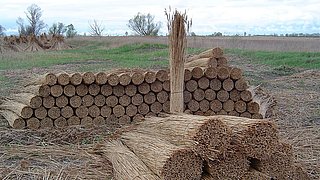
0, 36, 319, 179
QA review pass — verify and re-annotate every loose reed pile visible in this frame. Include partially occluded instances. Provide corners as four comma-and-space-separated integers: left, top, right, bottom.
1, 34, 70, 53
117, 114, 309, 180
1, 48, 273, 130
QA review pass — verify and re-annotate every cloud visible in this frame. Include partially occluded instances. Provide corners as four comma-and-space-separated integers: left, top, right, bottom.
0, 0, 319, 35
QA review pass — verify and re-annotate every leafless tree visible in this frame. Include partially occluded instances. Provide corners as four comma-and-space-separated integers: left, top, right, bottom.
127, 13, 161, 36
16, 4, 46, 36
49, 22, 66, 35
89, 20, 105, 36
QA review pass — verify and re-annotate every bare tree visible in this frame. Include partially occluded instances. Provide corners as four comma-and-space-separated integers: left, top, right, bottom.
127, 13, 161, 36
0, 25, 6, 36
16, 17, 30, 36
89, 20, 105, 36
16, 4, 46, 36
49, 22, 66, 35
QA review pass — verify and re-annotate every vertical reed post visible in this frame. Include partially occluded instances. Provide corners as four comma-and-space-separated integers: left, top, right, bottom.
166, 9, 191, 113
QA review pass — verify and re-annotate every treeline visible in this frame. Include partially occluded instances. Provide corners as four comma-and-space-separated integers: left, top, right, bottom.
190, 32, 320, 38
0, 4, 161, 37
0, 4, 77, 38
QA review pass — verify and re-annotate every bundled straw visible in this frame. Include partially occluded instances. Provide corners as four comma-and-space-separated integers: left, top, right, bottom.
102, 140, 160, 180
215, 115, 279, 160
121, 131, 203, 180
166, 9, 190, 113
135, 113, 232, 160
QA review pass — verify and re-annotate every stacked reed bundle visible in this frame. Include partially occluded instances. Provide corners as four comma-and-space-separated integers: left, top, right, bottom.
122, 131, 203, 180
0, 66, 267, 129
119, 114, 309, 180
185, 48, 225, 68
0, 70, 171, 129
132, 114, 232, 160
0, 47, 274, 129
183, 66, 264, 119
101, 140, 160, 180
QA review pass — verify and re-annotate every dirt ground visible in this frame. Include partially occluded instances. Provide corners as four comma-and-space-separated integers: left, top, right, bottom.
0, 52, 319, 179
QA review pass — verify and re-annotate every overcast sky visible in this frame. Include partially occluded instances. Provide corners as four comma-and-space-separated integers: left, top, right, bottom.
1, 0, 320, 36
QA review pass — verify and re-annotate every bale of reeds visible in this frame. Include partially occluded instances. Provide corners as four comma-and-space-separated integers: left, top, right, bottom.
186, 47, 223, 62
63, 84, 75, 97
34, 106, 47, 119
24, 85, 51, 97
216, 115, 279, 160
122, 131, 203, 180
26, 117, 40, 129
0, 110, 25, 129
144, 71, 156, 84
0, 100, 33, 119
135, 114, 232, 160
204, 150, 249, 179
185, 58, 217, 68
70, 73, 83, 85
95, 72, 108, 85
102, 140, 159, 180
255, 142, 308, 179
82, 72, 95, 85
168, 12, 186, 113
9, 93, 42, 109
248, 86, 276, 118
57, 73, 70, 85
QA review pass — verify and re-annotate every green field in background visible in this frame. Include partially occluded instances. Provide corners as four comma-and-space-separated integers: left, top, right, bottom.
1, 42, 319, 72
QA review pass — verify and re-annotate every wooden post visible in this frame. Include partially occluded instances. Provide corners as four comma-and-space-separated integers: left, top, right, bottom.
169, 11, 187, 113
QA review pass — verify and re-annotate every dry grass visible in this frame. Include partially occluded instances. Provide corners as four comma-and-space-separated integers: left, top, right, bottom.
0, 126, 116, 179
67, 36, 320, 52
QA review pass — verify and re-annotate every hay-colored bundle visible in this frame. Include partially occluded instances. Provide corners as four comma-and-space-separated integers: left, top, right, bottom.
248, 86, 276, 118
9, 93, 42, 109
215, 115, 279, 160
135, 113, 232, 160
1, 65, 269, 129
168, 11, 187, 113
204, 150, 249, 179
23, 85, 51, 97
255, 142, 308, 179
0, 110, 25, 129
0, 100, 33, 119
186, 47, 224, 62
185, 57, 217, 69
102, 140, 160, 180
26, 73, 57, 86
121, 131, 203, 180
24, 41, 44, 52
2, 34, 71, 53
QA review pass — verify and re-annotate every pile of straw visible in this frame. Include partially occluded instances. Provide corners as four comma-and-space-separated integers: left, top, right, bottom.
114, 114, 309, 180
